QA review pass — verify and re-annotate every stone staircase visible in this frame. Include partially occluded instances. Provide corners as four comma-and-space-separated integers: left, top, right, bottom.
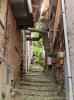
12, 65, 66, 100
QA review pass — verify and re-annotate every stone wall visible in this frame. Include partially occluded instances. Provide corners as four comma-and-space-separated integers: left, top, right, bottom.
65, 0, 74, 93
26, 41, 33, 70
0, 3, 22, 99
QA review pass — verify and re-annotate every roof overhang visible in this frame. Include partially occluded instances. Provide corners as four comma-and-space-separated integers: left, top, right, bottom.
9, 0, 34, 29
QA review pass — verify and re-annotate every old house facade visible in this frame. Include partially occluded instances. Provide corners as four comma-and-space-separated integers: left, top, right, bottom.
0, 2, 22, 99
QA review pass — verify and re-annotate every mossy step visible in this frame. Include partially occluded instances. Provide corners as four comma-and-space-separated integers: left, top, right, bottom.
12, 65, 66, 100
24, 75, 51, 79
16, 85, 57, 91
25, 73, 44, 76
14, 89, 58, 97
21, 78, 53, 83
27, 70, 43, 72
19, 81, 56, 87
12, 95, 61, 100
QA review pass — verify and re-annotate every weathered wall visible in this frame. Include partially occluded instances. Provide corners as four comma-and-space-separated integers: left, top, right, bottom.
65, 0, 74, 93
26, 41, 33, 70
5, 5, 22, 80
0, 3, 22, 99
52, 0, 61, 44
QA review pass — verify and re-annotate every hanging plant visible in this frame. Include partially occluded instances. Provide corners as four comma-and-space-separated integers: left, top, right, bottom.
57, 51, 65, 58
52, 57, 57, 66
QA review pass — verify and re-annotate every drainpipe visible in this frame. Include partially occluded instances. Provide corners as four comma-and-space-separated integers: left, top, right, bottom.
61, 0, 73, 100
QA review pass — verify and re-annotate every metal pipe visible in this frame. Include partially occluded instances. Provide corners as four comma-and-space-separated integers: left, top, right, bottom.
61, 0, 73, 100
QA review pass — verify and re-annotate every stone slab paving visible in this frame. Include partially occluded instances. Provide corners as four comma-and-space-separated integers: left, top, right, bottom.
11, 64, 66, 100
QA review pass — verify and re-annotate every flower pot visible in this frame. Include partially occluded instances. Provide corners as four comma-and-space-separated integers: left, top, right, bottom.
57, 51, 65, 58
59, 58, 64, 65
52, 58, 57, 65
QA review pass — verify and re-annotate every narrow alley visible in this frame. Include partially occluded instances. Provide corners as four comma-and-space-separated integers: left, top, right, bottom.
0, 0, 74, 100
11, 64, 64, 100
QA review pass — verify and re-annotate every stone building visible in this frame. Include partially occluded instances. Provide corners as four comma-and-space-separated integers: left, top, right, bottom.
0, 0, 33, 99
0, 3, 22, 100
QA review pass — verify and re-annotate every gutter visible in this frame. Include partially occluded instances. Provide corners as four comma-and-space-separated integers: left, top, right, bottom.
24, 0, 30, 15
61, 0, 73, 100
27, 0, 33, 14
24, 0, 33, 15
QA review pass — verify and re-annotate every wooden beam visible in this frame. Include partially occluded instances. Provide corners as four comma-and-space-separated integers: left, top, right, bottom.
16, 14, 34, 29
27, 28, 47, 34
9, 0, 24, 3
52, 0, 61, 45
26, 37, 41, 41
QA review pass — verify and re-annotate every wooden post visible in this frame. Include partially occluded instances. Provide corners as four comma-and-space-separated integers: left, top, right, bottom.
44, 50, 48, 73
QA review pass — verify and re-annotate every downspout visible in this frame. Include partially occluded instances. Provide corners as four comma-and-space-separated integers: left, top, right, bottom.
61, 0, 73, 100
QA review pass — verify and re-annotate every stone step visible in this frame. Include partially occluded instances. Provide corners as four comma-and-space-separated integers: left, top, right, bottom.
16, 85, 57, 91
25, 73, 44, 76
12, 95, 61, 100
22, 78, 53, 83
12, 65, 66, 100
28, 70, 43, 73
24, 75, 51, 79
14, 89, 58, 96
23, 75, 52, 79
19, 81, 56, 87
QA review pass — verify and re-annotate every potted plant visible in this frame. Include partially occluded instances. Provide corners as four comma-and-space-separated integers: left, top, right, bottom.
57, 51, 65, 58
59, 58, 64, 65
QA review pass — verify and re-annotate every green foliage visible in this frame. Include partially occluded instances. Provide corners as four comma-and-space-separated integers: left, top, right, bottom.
33, 46, 42, 56
32, 22, 43, 64
34, 57, 41, 64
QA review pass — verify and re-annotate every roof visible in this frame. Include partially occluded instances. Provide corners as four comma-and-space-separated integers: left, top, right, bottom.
9, 0, 34, 29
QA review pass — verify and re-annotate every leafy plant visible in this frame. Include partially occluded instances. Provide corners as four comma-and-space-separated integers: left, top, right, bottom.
32, 22, 43, 64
